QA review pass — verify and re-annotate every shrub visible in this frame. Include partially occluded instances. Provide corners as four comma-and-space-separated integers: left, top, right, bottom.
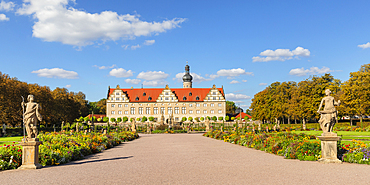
188, 117, 193, 122
218, 117, 223, 121
182, 117, 187, 122
110, 118, 116, 123
225, 116, 230, 121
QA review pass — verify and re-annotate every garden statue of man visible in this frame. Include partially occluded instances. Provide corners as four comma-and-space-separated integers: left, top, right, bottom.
205, 118, 210, 132
131, 119, 136, 132
317, 89, 340, 133
22, 95, 42, 141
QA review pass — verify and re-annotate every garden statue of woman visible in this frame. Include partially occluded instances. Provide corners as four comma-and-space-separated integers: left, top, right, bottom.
317, 89, 340, 133
22, 95, 42, 140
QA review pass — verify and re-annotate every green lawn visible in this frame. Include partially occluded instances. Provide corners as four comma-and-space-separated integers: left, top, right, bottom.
0, 136, 24, 146
293, 131, 370, 145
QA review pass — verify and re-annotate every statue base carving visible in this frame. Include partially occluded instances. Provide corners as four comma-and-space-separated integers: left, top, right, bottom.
18, 139, 43, 170
317, 134, 342, 164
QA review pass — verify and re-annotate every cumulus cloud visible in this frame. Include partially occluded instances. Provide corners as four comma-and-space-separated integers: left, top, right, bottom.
230, 80, 240, 84
144, 40, 155, 45
0, 1, 15, 11
225, 93, 251, 100
32, 68, 78, 79
289, 66, 333, 76
0, 13, 8, 21
358, 42, 370, 49
125, 79, 141, 84
215, 68, 254, 77
137, 71, 168, 81
16, 0, 186, 47
65, 84, 71, 88
131, 44, 141, 50
252, 46, 310, 62
143, 80, 166, 87
174, 72, 213, 83
93, 64, 116, 69
109, 68, 134, 78
259, 83, 267, 86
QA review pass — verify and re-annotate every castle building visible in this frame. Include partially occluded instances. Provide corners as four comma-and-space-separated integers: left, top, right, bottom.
106, 65, 226, 123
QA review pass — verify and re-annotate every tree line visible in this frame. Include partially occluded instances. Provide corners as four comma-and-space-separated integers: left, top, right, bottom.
0, 72, 104, 127
250, 64, 370, 124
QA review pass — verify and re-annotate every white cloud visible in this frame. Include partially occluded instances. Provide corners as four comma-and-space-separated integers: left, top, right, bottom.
210, 68, 253, 79
252, 46, 310, 62
125, 79, 141, 84
230, 80, 239, 84
242, 80, 247, 82
143, 80, 166, 87
174, 72, 213, 83
109, 68, 133, 78
0, 1, 15, 11
259, 83, 267, 86
93, 64, 116, 69
32, 68, 78, 79
225, 93, 251, 100
0, 13, 8, 21
137, 71, 168, 81
16, 0, 186, 47
358, 42, 370, 49
65, 84, 71, 88
131, 44, 141, 50
144, 40, 155, 45
121, 45, 129, 50
289, 66, 333, 76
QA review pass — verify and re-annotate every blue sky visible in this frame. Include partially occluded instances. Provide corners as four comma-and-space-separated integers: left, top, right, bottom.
1, 0, 370, 110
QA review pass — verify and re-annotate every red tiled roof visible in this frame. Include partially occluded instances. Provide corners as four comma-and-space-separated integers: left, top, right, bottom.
236, 112, 251, 119
108, 87, 224, 103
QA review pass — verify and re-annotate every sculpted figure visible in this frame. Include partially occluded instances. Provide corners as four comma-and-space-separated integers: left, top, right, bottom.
317, 89, 340, 133
22, 95, 42, 140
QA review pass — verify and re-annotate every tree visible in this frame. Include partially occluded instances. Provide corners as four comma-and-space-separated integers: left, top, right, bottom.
117, 117, 122, 123
84, 117, 90, 122
110, 118, 116, 123
231, 117, 235, 121
200, 117, 204, 121
188, 117, 193, 122
122, 116, 128, 122
96, 98, 107, 114
149, 116, 154, 122
212, 116, 217, 121
226, 101, 237, 114
136, 118, 140, 121
218, 117, 223, 121
225, 116, 229, 121
142, 116, 147, 122
244, 116, 249, 121
130, 118, 134, 122
103, 117, 109, 123
182, 117, 187, 122
97, 118, 102, 122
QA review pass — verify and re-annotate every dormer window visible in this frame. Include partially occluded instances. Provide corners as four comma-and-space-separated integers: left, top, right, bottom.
196, 96, 200, 100
189, 92, 192, 96
183, 96, 187, 100
143, 92, 146, 96
135, 97, 139, 101
148, 96, 152, 101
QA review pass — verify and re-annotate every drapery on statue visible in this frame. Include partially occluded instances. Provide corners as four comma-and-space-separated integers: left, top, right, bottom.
317, 89, 340, 133
22, 95, 42, 140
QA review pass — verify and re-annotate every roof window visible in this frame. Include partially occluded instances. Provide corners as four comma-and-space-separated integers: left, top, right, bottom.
143, 92, 146, 96
135, 97, 139, 101
189, 92, 192, 96
148, 96, 152, 101
196, 96, 200, 100
183, 96, 187, 100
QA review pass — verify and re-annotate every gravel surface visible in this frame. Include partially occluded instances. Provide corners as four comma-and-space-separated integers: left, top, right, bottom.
1, 133, 370, 185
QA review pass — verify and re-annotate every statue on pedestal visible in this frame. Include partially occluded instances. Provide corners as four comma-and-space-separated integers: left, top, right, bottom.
317, 89, 340, 134
22, 95, 42, 141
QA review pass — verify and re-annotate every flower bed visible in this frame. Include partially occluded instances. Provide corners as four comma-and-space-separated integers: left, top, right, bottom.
0, 131, 138, 171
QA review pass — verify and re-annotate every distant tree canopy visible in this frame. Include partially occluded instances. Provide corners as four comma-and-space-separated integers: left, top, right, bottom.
226, 101, 237, 114
250, 73, 342, 124
0, 72, 89, 127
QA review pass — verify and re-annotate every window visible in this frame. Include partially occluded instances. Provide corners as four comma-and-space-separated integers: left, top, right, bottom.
183, 96, 187, 100
175, 117, 179, 121
196, 110, 200, 114
125, 111, 128, 114
146, 107, 150, 114
204, 103, 207, 107
175, 107, 179, 114
213, 92, 216, 95
210, 110, 214, 114
154, 107, 158, 114
130, 107, 135, 114
116, 97, 120, 100
125, 104, 128, 107
196, 96, 200, 100
218, 110, 222, 113
213, 97, 216, 100
111, 111, 115, 114
218, 103, 222, 107
136, 97, 139, 101
118, 104, 122, 107
172, 97, 174, 100
111, 98, 113, 100
182, 107, 186, 114
165, 92, 169, 95
118, 111, 122, 115
165, 97, 169, 100
161, 107, 165, 114
116, 92, 120, 95
204, 110, 207, 114
189, 92, 192, 96
111, 104, 115, 107
196, 104, 200, 107
168, 107, 172, 114
143, 92, 146, 96
189, 104, 193, 107
219, 97, 221, 100
139, 107, 143, 114
148, 96, 152, 101
189, 110, 193, 114
211, 103, 214, 107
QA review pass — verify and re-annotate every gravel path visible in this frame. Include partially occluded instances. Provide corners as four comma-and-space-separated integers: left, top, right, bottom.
1, 133, 370, 185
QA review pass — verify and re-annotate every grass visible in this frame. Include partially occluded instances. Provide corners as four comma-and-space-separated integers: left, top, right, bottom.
294, 131, 370, 145
0, 136, 24, 146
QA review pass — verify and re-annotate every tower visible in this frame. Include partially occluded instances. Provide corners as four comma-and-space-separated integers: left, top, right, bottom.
182, 64, 193, 88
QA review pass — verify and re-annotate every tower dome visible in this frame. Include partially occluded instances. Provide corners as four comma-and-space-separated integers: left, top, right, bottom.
182, 64, 193, 88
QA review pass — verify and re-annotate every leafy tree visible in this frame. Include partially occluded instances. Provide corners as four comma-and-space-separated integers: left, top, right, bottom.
200, 117, 204, 121
130, 118, 134, 122
212, 116, 217, 121
96, 98, 107, 114
84, 117, 90, 122
218, 117, 223, 121
110, 117, 116, 123
97, 118, 102, 122
188, 117, 193, 122
122, 116, 128, 122
244, 116, 249, 120
142, 116, 147, 122
226, 101, 237, 114
195, 117, 199, 122
136, 118, 140, 121
117, 117, 122, 123
231, 117, 235, 121
103, 117, 109, 123
182, 117, 187, 122
225, 116, 230, 121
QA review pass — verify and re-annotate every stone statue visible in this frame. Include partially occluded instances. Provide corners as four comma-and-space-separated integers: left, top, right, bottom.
131, 119, 136, 132
205, 118, 210, 132
317, 89, 340, 134
22, 95, 42, 140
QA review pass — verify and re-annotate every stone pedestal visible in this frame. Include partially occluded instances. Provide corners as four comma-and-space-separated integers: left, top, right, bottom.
317, 133, 342, 164
18, 139, 43, 169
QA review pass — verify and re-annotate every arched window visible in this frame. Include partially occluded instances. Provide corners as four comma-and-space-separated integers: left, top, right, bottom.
148, 96, 152, 101
183, 96, 187, 100
143, 92, 146, 96
196, 96, 199, 100
135, 97, 139, 101
189, 92, 192, 96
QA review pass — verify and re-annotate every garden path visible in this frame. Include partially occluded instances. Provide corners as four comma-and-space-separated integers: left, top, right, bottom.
1, 133, 370, 184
